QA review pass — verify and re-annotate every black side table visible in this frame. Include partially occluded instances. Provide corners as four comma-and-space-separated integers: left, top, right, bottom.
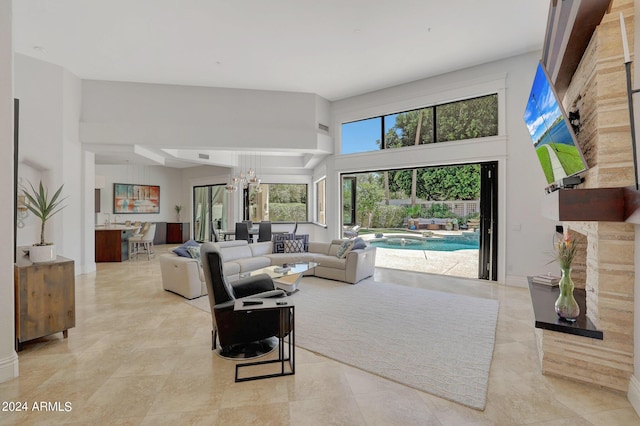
233, 297, 295, 382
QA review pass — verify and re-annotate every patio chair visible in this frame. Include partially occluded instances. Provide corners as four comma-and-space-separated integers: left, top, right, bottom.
343, 224, 360, 239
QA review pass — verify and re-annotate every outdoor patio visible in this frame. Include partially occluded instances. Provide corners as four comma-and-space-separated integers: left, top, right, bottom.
360, 232, 479, 279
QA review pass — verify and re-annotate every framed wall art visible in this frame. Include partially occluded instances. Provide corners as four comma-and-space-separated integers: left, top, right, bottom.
113, 183, 160, 214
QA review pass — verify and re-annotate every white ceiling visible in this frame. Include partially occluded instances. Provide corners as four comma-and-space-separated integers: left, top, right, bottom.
12, 0, 549, 167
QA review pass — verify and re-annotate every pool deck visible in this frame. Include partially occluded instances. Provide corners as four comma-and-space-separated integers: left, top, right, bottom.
360, 231, 479, 279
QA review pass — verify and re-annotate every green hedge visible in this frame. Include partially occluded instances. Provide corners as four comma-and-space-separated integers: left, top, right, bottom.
269, 203, 307, 222
356, 205, 407, 228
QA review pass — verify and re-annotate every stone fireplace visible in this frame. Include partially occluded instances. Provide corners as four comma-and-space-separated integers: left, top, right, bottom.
534, 0, 635, 392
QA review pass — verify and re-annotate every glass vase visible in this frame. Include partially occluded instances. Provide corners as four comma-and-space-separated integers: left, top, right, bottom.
555, 267, 580, 322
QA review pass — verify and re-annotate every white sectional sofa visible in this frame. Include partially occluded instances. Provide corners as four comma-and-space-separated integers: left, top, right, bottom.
267, 239, 376, 284
159, 253, 208, 299
159, 238, 377, 298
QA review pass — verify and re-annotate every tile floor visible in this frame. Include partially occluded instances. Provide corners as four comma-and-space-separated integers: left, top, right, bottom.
0, 245, 638, 425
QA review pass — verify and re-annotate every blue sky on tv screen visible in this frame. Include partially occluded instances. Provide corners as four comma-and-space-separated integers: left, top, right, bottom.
523, 63, 565, 146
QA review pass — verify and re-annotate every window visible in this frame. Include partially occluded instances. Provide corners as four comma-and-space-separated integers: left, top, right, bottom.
342, 177, 356, 226
384, 107, 434, 148
247, 183, 308, 222
436, 95, 498, 142
193, 184, 227, 242
315, 178, 326, 225
341, 117, 382, 154
340, 94, 498, 154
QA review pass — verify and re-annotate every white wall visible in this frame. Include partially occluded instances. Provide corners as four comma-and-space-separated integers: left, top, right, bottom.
0, 0, 19, 384
60, 68, 83, 269
13, 54, 88, 274
325, 51, 559, 285
95, 164, 183, 225
80, 81, 329, 153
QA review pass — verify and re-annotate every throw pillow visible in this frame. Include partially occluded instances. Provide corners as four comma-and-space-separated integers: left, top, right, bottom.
351, 237, 367, 250
273, 233, 294, 253
172, 239, 200, 258
283, 239, 304, 254
336, 239, 355, 259
186, 246, 202, 265
294, 234, 309, 252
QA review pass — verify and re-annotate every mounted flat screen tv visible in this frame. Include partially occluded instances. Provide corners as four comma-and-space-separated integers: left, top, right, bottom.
523, 61, 588, 185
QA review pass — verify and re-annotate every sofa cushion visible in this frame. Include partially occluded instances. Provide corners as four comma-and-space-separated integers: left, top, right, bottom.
266, 252, 314, 265
308, 241, 330, 255
284, 239, 305, 253
221, 244, 253, 262
249, 241, 273, 257
336, 240, 355, 258
351, 237, 367, 250
314, 254, 347, 270
236, 256, 271, 272
186, 246, 202, 265
273, 233, 291, 253
294, 234, 309, 251
273, 233, 309, 253
223, 261, 240, 277
328, 240, 347, 257
172, 239, 200, 257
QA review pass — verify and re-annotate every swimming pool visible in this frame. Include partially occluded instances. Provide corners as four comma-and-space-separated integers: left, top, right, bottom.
369, 234, 479, 252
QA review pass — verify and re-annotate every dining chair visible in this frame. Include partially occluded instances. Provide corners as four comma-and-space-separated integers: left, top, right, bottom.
258, 221, 272, 242
128, 223, 157, 260
235, 222, 250, 243
210, 221, 220, 242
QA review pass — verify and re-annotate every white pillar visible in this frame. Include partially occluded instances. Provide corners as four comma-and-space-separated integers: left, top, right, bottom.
0, 0, 19, 383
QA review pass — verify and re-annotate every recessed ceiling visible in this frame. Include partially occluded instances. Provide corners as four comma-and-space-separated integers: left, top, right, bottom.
12, 0, 549, 166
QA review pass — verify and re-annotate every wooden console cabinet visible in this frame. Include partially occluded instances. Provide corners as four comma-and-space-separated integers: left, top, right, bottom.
166, 222, 190, 243
14, 255, 75, 350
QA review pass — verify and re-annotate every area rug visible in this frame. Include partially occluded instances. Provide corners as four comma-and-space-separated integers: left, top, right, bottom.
186, 276, 499, 410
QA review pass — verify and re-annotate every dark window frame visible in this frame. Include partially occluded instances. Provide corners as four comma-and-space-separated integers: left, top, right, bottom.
341, 93, 498, 154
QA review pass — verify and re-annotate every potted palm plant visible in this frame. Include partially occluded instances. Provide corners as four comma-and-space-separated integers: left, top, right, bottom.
21, 180, 66, 263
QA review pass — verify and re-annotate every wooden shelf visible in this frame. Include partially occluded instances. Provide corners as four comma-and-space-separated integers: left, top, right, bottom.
528, 279, 602, 340
542, 187, 640, 224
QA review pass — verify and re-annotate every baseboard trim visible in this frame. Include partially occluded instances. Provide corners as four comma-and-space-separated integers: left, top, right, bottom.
628, 374, 640, 417
0, 351, 19, 384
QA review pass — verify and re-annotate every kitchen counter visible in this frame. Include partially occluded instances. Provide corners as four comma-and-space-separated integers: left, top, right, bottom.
95, 226, 137, 262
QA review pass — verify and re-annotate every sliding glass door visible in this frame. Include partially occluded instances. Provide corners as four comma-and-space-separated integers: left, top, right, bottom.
478, 162, 498, 281
193, 184, 228, 242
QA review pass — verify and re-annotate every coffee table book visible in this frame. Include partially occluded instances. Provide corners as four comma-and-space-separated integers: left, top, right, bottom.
532, 275, 560, 287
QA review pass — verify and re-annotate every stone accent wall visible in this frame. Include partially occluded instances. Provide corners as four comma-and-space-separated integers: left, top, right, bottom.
536, 0, 635, 392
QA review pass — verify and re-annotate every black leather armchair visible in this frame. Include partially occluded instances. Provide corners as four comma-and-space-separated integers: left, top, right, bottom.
201, 242, 286, 357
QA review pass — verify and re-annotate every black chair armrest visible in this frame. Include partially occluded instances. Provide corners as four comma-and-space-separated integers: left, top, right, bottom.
213, 300, 235, 313
232, 273, 276, 298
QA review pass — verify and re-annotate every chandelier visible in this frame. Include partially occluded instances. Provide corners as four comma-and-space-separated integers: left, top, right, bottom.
226, 153, 261, 192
